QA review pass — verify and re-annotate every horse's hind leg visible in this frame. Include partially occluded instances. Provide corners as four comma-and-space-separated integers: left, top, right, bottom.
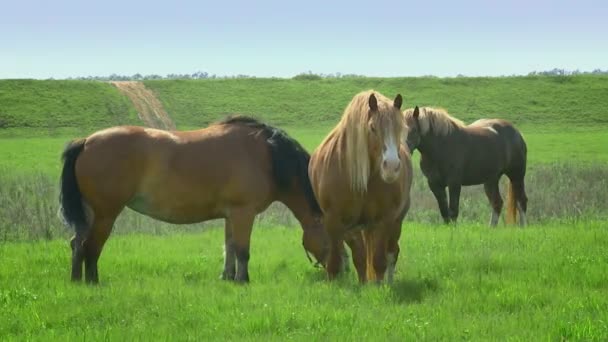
483, 179, 503, 227
83, 215, 118, 284
70, 231, 86, 282
230, 209, 256, 283
221, 218, 236, 281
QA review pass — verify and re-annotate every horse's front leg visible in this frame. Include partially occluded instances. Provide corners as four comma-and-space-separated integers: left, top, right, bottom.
386, 222, 402, 284
364, 228, 389, 284
448, 184, 462, 223
344, 232, 366, 283
220, 218, 236, 281
428, 181, 450, 224
229, 209, 256, 283
324, 216, 346, 281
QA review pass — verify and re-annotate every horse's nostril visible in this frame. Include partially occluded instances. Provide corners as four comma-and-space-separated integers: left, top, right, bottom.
383, 160, 388, 169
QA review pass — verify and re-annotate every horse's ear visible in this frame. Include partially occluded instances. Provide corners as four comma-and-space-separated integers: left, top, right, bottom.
368, 94, 378, 111
413, 106, 420, 119
394, 94, 403, 109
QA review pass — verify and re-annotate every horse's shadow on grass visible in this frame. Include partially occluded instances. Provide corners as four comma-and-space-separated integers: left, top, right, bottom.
303, 270, 440, 304
388, 277, 440, 304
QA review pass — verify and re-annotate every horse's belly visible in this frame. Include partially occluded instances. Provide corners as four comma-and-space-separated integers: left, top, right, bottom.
126, 193, 224, 224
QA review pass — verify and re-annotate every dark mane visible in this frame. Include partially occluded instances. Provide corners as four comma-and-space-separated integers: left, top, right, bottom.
218, 115, 321, 214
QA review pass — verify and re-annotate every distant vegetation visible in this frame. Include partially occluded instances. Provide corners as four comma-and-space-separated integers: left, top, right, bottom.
50, 68, 608, 81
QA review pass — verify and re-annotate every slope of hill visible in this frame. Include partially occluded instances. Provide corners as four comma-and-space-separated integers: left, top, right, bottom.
1, 76, 606, 137
143, 75, 608, 129
0, 80, 140, 136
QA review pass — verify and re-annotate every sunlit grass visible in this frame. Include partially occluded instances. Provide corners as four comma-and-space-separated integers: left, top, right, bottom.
1, 224, 607, 340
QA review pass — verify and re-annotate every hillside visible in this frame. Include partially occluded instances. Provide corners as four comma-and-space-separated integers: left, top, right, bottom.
0, 80, 140, 136
144, 75, 608, 129
0, 76, 607, 137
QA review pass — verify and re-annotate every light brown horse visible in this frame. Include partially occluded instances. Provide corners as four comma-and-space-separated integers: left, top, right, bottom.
309, 90, 413, 283
60, 116, 328, 284
403, 107, 528, 226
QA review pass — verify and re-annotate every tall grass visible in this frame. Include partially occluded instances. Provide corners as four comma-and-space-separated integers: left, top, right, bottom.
1, 163, 606, 242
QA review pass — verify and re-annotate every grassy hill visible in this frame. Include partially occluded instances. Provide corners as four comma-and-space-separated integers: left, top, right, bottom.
1, 76, 607, 137
0, 76, 606, 174
144, 75, 608, 129
0, 80, 140, 137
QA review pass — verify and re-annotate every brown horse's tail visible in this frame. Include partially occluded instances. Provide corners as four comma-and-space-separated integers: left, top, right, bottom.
506, 181, 517, 225
363, 231, 376, 282
60, 139, 88, 232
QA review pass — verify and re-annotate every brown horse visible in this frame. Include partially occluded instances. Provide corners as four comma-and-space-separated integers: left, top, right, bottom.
309, 90, 413, 283
403, 107, 528, 226
59, 116, 328, 284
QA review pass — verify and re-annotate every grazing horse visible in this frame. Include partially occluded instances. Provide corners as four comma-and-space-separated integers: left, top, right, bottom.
59, 116, 328, 284
403, 107, 528, 226
309, 90, 413, 283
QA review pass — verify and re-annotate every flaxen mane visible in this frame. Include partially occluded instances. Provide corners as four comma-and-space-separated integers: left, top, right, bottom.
404, 107, 465, 136
217, 115, 320, 214
317, 90, 402, 192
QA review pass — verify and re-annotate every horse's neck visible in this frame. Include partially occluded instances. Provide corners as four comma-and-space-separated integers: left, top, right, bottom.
421, 128, 461, 156
279, 191, 317, 230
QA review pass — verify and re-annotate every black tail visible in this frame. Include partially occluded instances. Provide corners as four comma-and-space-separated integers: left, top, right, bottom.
60, 139, 87, 232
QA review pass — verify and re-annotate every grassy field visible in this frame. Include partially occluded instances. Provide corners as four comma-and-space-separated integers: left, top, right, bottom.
1, 76, 607, 340
1, 224, 607, 340
1, 126, 607, 178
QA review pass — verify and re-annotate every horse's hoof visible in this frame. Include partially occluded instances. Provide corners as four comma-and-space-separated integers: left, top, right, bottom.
220, 272, 235, 281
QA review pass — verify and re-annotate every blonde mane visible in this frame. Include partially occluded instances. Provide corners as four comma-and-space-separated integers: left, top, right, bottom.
317, 90, 402, 193
403, 107, 465, 136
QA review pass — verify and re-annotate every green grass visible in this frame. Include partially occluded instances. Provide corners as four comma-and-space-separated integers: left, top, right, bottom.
1, 223, 607, 340
0, 80, 140, 137
1, 76, 607, 340
2, 127, 605, 179
143, 75, 608, 129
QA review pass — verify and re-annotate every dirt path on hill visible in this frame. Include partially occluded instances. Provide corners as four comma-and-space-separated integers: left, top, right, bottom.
111, 81, 176, 130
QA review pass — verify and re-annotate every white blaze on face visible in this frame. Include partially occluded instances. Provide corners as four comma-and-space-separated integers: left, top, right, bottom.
382, 130, 400, 176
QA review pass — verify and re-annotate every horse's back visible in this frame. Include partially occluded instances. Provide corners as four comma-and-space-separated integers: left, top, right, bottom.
75, 124, 274, 223
467, 119, 527, 179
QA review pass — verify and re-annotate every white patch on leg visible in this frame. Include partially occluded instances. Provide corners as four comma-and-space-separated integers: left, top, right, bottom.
517, 203, 527, 227
490, 210, 499, 227
386, 252, 397, 284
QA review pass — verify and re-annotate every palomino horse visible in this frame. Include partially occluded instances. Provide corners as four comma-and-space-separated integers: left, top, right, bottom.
60, 116, 328, 283
403, 107, 528, 226
309, 90, 413, 283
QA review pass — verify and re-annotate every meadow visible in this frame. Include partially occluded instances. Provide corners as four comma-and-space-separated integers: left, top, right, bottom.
1, 224, 607, 340
0, 76, 607, 340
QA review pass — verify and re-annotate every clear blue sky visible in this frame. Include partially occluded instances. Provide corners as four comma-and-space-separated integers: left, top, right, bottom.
1, 0, 606, 79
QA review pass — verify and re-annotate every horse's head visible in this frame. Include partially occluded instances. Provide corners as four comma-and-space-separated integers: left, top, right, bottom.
403, 106, 421, 152
366, 93, 405, 184
302, 216, 328, 268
